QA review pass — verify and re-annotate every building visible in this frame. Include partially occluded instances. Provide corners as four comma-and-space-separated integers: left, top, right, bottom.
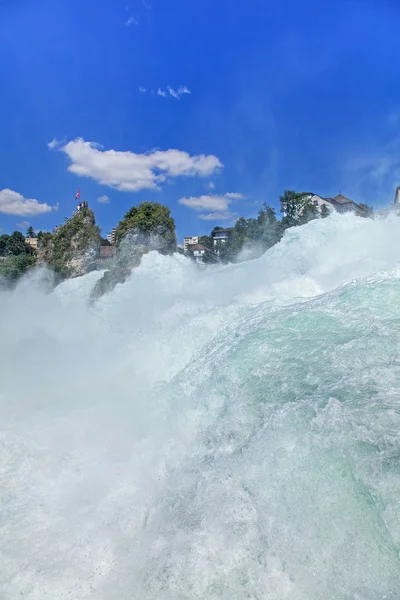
99, 246, 116, 260
184, 236, 199, 252
212, 228, 234, 247
309, 194, 335, 212
107, 228, 117, 245
186, 243, 218, 263
25, 237, 38, 249
298, 193, 369, 217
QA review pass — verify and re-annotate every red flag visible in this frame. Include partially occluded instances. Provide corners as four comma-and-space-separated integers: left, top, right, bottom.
75, 189, 81, 200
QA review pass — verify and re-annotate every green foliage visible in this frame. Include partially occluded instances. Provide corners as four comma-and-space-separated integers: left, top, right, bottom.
320, 204, 330, 218
0, 253, 36, 281
213, 204, 279, 263
0, 231, 34, 257
280, 190, 316, 228
115, 202, 176, 253
299, 201, 319, 225
198, 235, 213, 249
26, 226, 36, 238
0, 234, 10, 256
37, 231, 53, 244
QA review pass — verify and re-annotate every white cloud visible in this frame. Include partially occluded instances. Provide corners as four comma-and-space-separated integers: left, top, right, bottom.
125, 16, 138, 26
178, 192, 244, 212
51, 138, 223, 192
16, 220, 30, 229
48, 138, 58, 149
177, 85, 191, 95
97, 195, 110, 204
168, 87, 180, 99
156, 86, 191, 100
179, 194, 231, 212
207, 182, 215, 190
178, 192, 243, 221
199, 212, 236, 221
138, 86, 146, 93
225, 192, 244, 199
0, 189, 53, 216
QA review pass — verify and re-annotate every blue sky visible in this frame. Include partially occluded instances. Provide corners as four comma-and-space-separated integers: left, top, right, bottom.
1, 0, 400, 243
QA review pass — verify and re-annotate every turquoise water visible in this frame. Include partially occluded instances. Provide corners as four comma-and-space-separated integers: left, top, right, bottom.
1, 213, 400, 599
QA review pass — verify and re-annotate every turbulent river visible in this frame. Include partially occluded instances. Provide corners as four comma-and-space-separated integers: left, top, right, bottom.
1, 213, 400, 599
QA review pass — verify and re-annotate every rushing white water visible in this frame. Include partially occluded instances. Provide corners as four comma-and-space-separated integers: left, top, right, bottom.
1, 212, 400, 599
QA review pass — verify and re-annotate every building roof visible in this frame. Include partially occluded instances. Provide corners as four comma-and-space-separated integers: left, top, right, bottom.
187, 243, 215, 252
332, 194, 354, 204
212, 228, 233, 235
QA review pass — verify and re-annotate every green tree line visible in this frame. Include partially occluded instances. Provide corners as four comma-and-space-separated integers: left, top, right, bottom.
193, 191, 373, 264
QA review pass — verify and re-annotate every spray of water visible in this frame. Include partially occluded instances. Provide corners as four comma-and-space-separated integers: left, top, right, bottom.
1, 213, 400, 599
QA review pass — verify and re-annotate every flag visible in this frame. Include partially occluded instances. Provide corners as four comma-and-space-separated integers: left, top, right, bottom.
75, 189, 81, 201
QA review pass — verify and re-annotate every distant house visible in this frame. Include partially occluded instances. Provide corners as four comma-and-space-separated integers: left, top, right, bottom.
211, 228, 233, 247
99, 246, 116, 260
308, 194, 335, 212
25, 237, 38, 249
302, 193, 369, 217
107, 228, 117, 245
184, 236, 199, 252
186, 243, 218, 263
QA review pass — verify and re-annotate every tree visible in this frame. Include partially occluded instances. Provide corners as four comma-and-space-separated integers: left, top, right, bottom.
280, 190, 319, 229
0, 253, 36, 281
115, 202, 176, 254
37, 231, 53, 244
320, 204, 330, 218
6, 231, 34, 256
0, 234, 10, 257
256, 203, 280, 248
299, 202, 319, 225
212, 203, 280, 264
198, 235, 213, 249
26, 226, 35, 238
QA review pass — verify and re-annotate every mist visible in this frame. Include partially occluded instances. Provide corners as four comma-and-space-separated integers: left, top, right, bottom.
1, 213, 400, 599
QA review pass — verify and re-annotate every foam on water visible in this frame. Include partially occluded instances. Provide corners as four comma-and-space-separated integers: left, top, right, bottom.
1, 213, 400, 599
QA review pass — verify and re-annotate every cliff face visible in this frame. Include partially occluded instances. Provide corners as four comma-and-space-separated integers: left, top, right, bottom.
37, 208, 101, 278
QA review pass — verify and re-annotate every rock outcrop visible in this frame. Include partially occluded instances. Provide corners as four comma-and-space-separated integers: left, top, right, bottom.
90, 241, 149, 302
37, 208, 101, 279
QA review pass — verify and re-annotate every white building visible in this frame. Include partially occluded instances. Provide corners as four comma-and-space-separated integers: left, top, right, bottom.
25, 237, 38, 249
212, 228, 233, 247
309, 194, 335, 212
284, 193, 365, 216
186, 243, 218, 263
107, 228, 117, 245
184, 236, 199, 252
